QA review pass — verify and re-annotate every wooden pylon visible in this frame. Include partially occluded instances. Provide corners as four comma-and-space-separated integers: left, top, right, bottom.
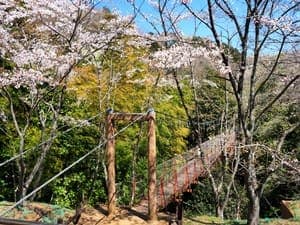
106, 109, 116, 215
147, 109, 157, 221
105, 109, 157, 221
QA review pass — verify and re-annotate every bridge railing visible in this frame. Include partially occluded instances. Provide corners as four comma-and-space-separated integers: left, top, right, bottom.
156, 132, 235, 208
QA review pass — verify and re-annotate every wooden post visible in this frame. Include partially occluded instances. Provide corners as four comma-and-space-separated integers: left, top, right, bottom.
147, 109, 157, 221
106, 109, 116, 215
177, 199, 183, 225
105, 109, 157, 218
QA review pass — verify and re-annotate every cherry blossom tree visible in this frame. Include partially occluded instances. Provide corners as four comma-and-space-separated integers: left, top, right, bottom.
0, 0, 141, 202
128, 1, 242, 219
180, 1, 299, 224
129, 0, 299, 224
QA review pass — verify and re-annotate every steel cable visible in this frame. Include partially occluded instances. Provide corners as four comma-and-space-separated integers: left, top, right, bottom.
0, 114, 144, 217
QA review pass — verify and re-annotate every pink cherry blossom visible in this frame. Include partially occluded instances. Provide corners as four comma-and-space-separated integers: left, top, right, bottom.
0, 0, 142, 91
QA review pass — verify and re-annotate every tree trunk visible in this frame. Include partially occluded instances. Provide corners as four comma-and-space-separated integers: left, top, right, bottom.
247, 146, 260, 225
216, 205, 224, 220
247, 189, 260, 225
17, 135, 26, 205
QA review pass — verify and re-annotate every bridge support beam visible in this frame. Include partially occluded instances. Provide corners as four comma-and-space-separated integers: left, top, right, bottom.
147, 109, 157, 221
106, 109, 116, 215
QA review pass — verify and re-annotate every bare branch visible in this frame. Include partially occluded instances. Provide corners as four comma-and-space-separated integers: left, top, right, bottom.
276, 122, 300, 152
255, 74, 300, 123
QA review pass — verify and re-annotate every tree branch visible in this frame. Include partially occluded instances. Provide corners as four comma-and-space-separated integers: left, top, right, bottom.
255, 75, 299, 123
276, 122, 300, 152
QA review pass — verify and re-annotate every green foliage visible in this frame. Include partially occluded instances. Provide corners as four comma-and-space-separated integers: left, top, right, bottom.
252, 83, 300, 218
183, 172, 248, 220
49, 119, 106, 207
0, 56, 14, 71
261, 178, 300, 218
183, 181, 216, 217
182, 65, 236, 145
0, 180, 7, 200
257, 103, 299, 145
47, 104, 106, 207
155, 98, 190, 157
52, 172, 106, 208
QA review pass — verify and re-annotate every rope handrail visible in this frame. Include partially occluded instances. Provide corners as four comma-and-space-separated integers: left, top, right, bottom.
155, 132, 236, 208
156, 132, 234, 180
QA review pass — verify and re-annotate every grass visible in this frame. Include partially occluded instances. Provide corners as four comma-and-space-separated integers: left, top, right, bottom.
260, 218, 300, 225
184, 215, 247, 225
0, 201, 73, 223
183, 215, 300, 225
289, 200, 300, 219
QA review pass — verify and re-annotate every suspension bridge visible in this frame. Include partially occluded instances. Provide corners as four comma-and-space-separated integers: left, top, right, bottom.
105, 109, 236, 221
133, 132, 235, 216
0, 109, 236, 225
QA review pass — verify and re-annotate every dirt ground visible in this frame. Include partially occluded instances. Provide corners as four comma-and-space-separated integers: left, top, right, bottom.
0, 202, 170, 225
1, 202, 299, 225
75, 206, 169, 225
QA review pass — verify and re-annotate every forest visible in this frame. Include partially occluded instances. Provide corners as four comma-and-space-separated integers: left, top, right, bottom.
0, 1, 299, 225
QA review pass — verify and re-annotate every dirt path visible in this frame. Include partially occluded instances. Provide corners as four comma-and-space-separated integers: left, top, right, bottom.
0, 202, 169, 225
76, 206, 169, 225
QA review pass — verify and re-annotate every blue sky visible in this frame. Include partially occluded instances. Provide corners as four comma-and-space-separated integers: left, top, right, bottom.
98, 0, 245, 54
98, 0, 242, 49
98, 0, 300, 54
99, 0, 212, 36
